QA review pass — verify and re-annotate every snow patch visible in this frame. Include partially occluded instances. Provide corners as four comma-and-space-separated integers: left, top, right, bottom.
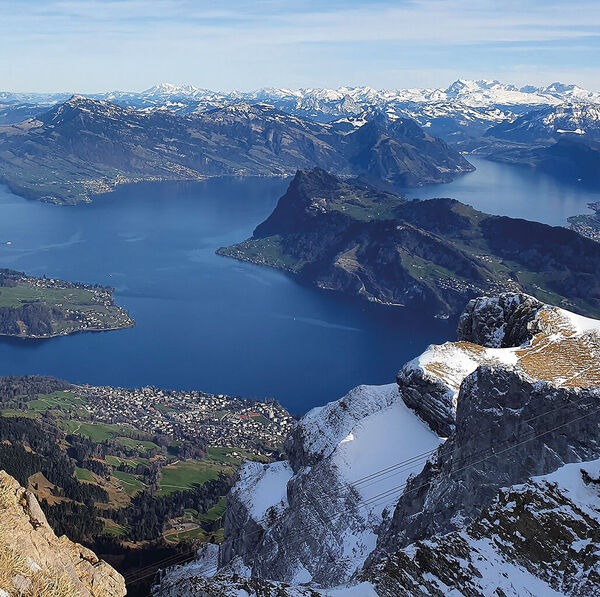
232, 460, 292, 524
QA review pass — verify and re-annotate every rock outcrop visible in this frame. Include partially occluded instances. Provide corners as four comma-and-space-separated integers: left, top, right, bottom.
398, 293, 600, 436
362, 459, 600, 597
456, 292, 543, 348
0, 470, 126, 597
377, 367, 600, 557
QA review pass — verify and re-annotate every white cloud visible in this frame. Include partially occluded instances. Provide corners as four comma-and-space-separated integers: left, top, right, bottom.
0, 0, 598, 91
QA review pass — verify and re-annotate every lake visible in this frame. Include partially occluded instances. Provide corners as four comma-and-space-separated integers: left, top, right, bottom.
0, 157, 598, 414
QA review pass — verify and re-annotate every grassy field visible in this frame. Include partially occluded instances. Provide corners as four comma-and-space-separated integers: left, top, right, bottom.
206, 446, 267, 465
102, 518, 128, 538
105, 455, 150, 468
0, 409, 37, 418
0, 285, 97, 309
113, 471, 145, 497
164, 526, 209, 543
60, 420, 129, 442
200, 497, 227, 523
114, 436, 160, 453
26, 391, 90, 417
157, 459, 222, 496
75, 466, 95, 482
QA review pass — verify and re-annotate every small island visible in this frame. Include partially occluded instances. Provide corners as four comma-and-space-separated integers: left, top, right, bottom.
568, 202, 600, 243
0, 268, 134, 338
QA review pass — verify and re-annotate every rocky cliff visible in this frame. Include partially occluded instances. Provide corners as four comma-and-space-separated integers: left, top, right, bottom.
153, 293, 600, 597
0, 470, 126, 597
362, 459, 600, 597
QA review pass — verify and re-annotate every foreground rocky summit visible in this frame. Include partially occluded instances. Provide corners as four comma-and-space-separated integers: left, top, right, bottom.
0, 471, 126, 597
154, 293, 600, 596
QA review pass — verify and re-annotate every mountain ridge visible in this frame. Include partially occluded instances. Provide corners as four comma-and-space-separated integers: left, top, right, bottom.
152, 293, 600, 596
0, 96, 471, 204
218, 168, 600, 318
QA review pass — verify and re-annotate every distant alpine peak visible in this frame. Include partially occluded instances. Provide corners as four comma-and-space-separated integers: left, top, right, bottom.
142, 82, 203, 96
65, 93, 95, 104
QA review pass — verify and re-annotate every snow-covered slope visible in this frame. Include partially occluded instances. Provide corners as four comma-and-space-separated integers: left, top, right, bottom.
364, 458, 600, 597
153, 293, 600, 597
486, 103, 600, 142
218, 383, 442, 588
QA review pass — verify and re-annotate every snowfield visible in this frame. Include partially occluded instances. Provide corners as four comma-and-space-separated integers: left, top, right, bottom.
232, 460, 293, 524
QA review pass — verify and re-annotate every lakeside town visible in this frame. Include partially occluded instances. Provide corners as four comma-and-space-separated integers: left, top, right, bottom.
77, 384, 296, 455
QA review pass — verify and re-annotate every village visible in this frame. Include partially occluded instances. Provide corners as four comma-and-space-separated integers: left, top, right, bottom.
77, 384, 296, 455
0, 268, 134, 337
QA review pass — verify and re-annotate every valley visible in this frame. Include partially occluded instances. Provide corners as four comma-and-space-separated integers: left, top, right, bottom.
0, 375, 292, 594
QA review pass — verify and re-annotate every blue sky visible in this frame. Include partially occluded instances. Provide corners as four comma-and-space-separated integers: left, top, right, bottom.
0, 0, 599, 92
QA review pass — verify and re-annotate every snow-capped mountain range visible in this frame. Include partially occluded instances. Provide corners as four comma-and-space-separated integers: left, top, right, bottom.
487, 102, 600, 142
101, 79, 600, 113
1, 79, 599, 125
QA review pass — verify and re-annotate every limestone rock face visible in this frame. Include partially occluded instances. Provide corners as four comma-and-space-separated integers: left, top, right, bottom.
457, 292, 543, 347
0, 470, 126, 597
214, 384, 441, 589
398, 294, 600, 437
377, 367, 600, 555
363, 459, 600, 597
155, 573, 322, 597
153, 293, 600, 597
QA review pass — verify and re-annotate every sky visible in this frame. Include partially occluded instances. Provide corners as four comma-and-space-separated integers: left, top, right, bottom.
0, 0, 599, 93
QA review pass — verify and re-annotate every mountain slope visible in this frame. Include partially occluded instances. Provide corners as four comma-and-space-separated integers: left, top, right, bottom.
362, 459, 600, 597
219, 168, 600, 317
486, 103, 600, 144
152, 293, 600, 597
0, 97, 471, 204
476, 105, 600, 182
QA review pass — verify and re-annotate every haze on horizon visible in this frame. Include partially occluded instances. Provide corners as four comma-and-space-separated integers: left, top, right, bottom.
0, 0, 599, 94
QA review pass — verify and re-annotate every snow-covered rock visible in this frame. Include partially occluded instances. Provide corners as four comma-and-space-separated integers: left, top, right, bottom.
399, 293, 600, 436
153, 293, 600, 597
486, 102, 600, 143
219, 383, 442, 587
363, 459, 600, 597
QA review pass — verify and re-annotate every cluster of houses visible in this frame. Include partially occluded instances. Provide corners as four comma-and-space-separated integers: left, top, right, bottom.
77, 385, 295, 455
18, 272, 134, 334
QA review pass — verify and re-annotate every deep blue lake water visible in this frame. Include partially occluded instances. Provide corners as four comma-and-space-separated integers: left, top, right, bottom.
0, 157, 599, 414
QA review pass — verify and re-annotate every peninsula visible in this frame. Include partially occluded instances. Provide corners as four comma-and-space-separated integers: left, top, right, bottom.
0, 269, 134, 338
218, 168, 600, 318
